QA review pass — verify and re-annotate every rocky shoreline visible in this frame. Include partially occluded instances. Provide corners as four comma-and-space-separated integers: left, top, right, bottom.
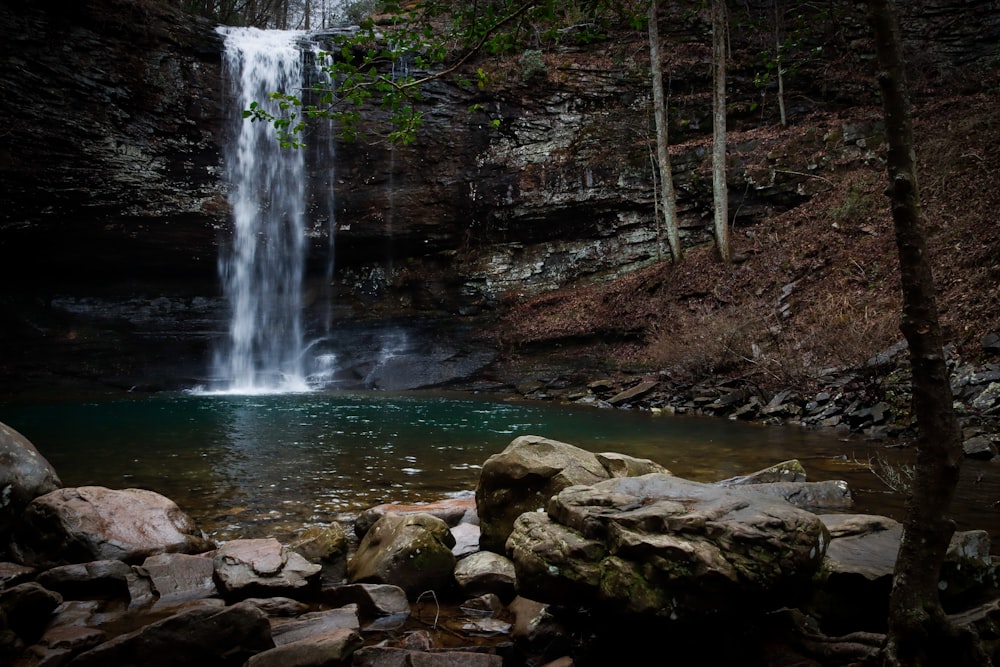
3, 423, 1000, 666
501, 335, 1000, 461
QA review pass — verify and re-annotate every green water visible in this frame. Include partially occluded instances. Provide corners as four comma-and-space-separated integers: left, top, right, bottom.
2, 391, 997, 544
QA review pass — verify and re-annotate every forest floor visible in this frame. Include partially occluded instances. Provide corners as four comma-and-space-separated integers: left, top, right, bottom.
487, 85, 1000, 398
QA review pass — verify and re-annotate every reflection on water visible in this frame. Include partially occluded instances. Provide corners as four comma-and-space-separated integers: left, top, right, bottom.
1, 392, 997, 545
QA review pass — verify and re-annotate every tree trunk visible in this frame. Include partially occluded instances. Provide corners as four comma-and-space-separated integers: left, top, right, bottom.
711, 0, 732, 262
866, 1, 987, 664
647, 0, 683, 263
773, 0, 787, 127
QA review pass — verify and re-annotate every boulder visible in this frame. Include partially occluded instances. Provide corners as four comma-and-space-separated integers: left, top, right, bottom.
347, 513, 456, 598
323, 583, 410, 619
459, 592, 504, 617
243, 597, 312, 617
36, 559, 135, 601
475, 436, 612, 553
453, 551, 517, 601
214, 538, 322, 601
290, 524, 349, 564
810, 514, 998, 633
0, 561, 34, 588
506, 473, 830, 620
270, 607, 361, 646
963, 434, 998, 460
983, 332, 1000, 355
449, 522, 481, 558
355, 495, 477, 538
595, 452, 671, 478
136, 552, 218, 605
733, 479, 853, 511
716, 459, 808, 485
606, 380, 658, 406
0, 421, 61, 546
0, 581, 63, 645
507, 596, 569, 653
351, 646, 503, 666
65, 600, 274, 667
808, 514, 900, 633
245, 627, 363, 667
972, 382, 1000, 412
21, 622, 108, 666
10, 486, 214, 568
290, 524, 349, 584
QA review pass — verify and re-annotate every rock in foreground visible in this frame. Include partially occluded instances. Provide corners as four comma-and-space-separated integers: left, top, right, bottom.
507, 473, 829, 619
0, 422, 61, 547
476, 435, 669, 552
11, 486, 215, 568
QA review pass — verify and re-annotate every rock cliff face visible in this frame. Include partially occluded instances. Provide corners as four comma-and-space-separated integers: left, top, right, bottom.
0, 0, 997, 393
0, 0, 227, 283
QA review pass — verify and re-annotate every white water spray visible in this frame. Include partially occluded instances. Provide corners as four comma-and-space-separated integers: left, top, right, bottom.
213, 27, 310, 393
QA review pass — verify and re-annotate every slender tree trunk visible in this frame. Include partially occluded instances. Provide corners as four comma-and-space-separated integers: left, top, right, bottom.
711, 0, 732, 262
649, 147, 662, 261
773, 0, 787, 127
867, 1, 988, 664
647, 0, 683, 263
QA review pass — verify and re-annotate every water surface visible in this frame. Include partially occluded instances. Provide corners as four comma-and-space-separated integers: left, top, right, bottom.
2, 391, 996, 545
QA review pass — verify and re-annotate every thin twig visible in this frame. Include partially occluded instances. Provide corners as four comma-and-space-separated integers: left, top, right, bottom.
773, 168, 835, 185
414, 589, 440, 629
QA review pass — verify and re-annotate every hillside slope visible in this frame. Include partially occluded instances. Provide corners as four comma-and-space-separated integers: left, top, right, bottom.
488, 86, 1000, 399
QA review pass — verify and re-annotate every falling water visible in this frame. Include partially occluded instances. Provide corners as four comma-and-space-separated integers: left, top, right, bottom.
213, 27, 310, 393
205, 27, 442, 393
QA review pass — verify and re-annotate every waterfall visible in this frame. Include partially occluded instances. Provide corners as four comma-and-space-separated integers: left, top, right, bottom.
212, 27, 311, 393
204, 26, 441, 394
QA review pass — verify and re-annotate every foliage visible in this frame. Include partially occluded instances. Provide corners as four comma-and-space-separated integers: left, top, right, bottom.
518, 49, 546, 81
336, 0, 381, 26
735, 1, 832, 124
747, 5, 825, 90
181, 0, 310, 29
855, 451, 915, 493
244, 0, 640, 145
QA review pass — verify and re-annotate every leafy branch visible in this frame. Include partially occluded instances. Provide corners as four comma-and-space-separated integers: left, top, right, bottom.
245, 0, 544, 147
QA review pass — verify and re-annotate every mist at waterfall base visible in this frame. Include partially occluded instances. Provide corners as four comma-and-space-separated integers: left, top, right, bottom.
11, 389, 1000, 546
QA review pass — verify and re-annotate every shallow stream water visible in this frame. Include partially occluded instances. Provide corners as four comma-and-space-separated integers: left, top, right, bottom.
2, 391, 998, 547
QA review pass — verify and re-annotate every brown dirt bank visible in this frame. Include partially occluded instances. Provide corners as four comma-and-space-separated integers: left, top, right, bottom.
479, 88, 1000, 435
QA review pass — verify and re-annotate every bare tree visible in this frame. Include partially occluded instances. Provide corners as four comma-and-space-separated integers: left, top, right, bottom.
647, 0, 683, 263
866, 0, 989, 664
711, 0, 732, 262
770, 0, 787, 126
